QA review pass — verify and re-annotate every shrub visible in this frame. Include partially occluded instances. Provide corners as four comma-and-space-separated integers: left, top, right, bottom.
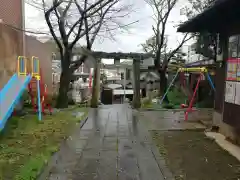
168, 88, 187, 106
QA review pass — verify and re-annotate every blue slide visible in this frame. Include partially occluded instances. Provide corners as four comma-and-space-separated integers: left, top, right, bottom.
0, 74, 32, 130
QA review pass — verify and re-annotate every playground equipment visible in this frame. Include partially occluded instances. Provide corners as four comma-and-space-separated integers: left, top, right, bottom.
28, 64, 52, 115
0, 56, 51, 130
160, 67, 215, 121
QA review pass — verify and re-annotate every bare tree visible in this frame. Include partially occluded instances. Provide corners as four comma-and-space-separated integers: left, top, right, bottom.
29, 0, 133, 108
141, 35, 167, 55
183, 0, 216, 17
145, 0, 193, 100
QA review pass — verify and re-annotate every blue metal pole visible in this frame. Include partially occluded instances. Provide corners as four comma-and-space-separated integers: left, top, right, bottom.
206, 72, 216, 91
160, 70, 179, 105
21, 59, 24, 73
37, 79, 42, 121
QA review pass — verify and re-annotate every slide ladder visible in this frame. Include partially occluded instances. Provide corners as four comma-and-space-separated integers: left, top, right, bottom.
28, 68, 52, 114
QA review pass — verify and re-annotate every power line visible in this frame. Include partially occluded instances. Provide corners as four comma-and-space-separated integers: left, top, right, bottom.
25, 1, 44, 11
0, 20, 50, 35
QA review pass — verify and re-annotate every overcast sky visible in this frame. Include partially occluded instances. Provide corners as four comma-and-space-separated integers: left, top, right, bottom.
25, 0, 192, 55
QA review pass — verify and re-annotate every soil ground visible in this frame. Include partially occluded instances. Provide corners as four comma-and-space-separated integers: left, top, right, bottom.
151, 130, 240, 180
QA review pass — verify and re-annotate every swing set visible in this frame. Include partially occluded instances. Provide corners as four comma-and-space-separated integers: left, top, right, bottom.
160, 67, 215, 121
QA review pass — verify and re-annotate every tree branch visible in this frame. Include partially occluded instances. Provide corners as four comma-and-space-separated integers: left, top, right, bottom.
165, 33, 194, 66
43, 0, 64, 56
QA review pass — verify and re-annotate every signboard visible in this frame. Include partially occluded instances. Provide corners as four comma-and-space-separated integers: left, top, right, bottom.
225, 81, 236, 104
235, 82, 240, 105
237, 59, 240, 81
226, 59, 237, 81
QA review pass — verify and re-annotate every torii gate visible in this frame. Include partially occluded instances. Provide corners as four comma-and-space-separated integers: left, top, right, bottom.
73, 48, 154, 108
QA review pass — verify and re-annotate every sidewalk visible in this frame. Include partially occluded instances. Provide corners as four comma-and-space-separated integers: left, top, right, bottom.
38, 104, 172, 180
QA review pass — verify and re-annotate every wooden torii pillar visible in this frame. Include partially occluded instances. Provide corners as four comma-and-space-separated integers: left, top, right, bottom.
91, 58, 101, 108
132, 58, 141, 108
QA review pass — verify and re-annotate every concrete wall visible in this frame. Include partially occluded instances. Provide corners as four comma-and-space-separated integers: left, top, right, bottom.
0, 33, 53, 94
25, 35, 53, 94
0, 0, 23, 27
0, 0, 53, 96
0, 0, 24, 89
0, 24, 22, 89
213, 111, 240, 144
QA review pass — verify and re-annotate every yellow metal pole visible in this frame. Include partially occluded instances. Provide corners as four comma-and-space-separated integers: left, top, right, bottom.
17, 56, 27, 76
178, 67, 208, 73
31, 56, 41, 121
17, 56, 20, 76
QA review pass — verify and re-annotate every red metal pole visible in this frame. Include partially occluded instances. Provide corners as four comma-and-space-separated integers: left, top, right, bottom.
28, 82, 37, 112
185, 73, 202, 121
180, 72, 183, 86
188, 73, 194, 102
183, 73, 186, 87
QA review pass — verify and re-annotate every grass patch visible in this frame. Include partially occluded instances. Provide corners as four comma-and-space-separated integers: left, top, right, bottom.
151, 130, 240, 180
0, 107, 88, 180
168, 88, 187, 106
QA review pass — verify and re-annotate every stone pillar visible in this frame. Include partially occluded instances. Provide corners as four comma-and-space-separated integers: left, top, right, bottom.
114, 57, 120, 65
132, 59, 141, 108
91, 59, 101, 108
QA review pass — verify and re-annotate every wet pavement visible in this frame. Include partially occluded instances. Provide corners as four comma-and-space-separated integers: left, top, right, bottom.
39, 104, 172, 180
139, 110, 206, 131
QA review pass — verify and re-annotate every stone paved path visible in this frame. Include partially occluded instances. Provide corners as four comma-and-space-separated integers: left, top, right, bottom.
39, 104, 172, 180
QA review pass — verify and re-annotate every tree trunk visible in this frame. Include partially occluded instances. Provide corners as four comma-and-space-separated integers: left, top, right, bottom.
56, 52, 71, 108
159, 69, 169, 103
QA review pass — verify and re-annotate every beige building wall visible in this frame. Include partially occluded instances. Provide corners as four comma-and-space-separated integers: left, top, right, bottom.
25, 36, 53, 94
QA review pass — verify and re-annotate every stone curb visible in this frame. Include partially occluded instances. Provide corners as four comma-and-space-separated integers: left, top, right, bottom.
36, 114, 89, 180
152, 128, 206, 132
140, 108, 214, 112
147, 129, 175, 180
140, 108, 185, 112
136, 108, 175, 180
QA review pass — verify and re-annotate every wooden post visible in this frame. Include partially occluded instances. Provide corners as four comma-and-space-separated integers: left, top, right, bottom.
132, 58, 141, 108
91, 59, 101, 108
